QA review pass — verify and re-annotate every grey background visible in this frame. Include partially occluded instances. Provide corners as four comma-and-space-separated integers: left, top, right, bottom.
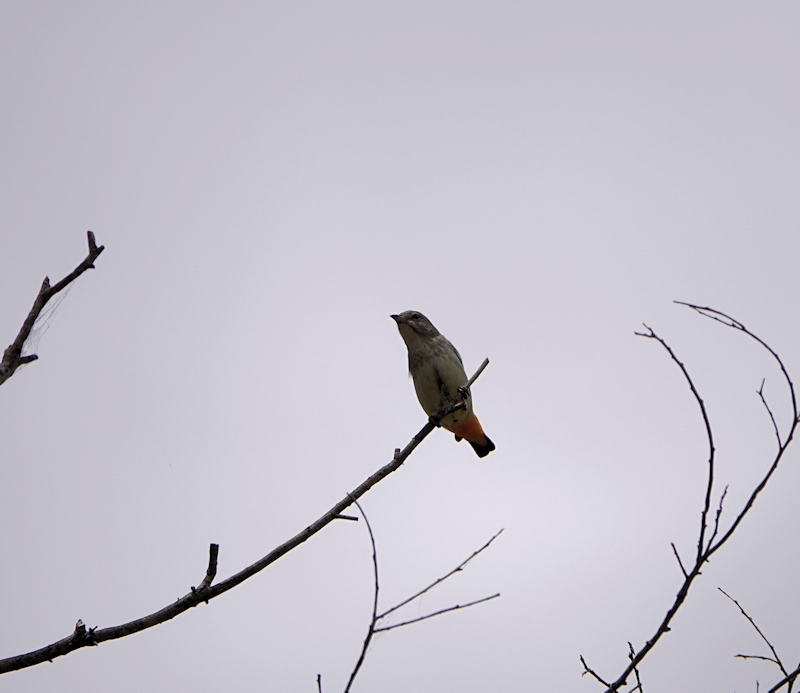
1, 2, 799, 691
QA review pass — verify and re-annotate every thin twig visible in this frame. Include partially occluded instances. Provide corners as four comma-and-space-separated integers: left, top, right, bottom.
467, 358, 490, 388
758, 379, 783, 450
343, 498, 379, 693
317, 673, 322, 693
670, 543, 688, 579
635, 324, 716, 566
373, 594, 500, 633
580, 656, 612, 687
377, 529, 504, 620
705, 486, 728, 553
675, 303, 798, 423
719, 588, 787, 676
738, 655, 781, 665
675, 305, 798, 563
0, 231, 105, 387
0, 362, 491, 674
628, 642, 644, 693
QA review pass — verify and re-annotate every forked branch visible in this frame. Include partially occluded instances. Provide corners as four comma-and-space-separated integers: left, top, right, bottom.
719, 588, 800, 693
0, 231, 105, 387
343, 514, 501, 692
719, 588, 786, 674
581, 304, 798, 692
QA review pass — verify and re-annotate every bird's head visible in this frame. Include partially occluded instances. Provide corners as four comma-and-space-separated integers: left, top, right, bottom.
391, 311, 440, 346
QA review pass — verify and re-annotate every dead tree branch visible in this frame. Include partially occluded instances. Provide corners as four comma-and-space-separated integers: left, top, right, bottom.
580, 304, 798, 692
342, 521, 501, 691
719, 588, 786, 673
343, 498, 379, 693
373, 594, 500, 633
627, 642, 644, 693
377, 528, 503, 621
0, 362, 490, 675
719, 588, 800, 693
0, 231, 104, 387
581, 655, 612, 687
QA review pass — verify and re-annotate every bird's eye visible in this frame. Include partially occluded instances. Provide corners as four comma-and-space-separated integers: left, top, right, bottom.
411, 312, 420, 320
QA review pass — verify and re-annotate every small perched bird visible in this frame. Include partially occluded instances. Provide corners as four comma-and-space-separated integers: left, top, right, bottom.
391, 311, 495, 458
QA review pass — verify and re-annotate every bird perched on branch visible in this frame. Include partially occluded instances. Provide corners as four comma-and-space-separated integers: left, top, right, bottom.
391, 311, 495, 458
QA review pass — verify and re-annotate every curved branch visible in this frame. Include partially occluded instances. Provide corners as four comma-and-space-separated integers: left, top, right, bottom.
634, 324, 716, 562
585, 305, 798, 692
0, 231, 105, 387
675, 302, 798, 424
0, 362, 490, 675
343, 498, 379, 693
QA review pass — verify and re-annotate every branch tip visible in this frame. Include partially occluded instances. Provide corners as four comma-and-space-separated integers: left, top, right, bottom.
0, 233, 105, 388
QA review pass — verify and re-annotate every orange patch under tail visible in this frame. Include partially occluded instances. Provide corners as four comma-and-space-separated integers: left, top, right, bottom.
446, 414, 495, 458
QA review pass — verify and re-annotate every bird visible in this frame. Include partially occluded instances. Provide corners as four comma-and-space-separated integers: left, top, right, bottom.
391, 311, 495, 458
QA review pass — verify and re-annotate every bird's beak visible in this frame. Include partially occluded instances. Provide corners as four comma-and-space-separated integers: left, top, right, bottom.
390, 314, 403, 323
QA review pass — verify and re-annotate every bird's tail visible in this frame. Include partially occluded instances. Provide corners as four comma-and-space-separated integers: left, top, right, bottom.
467, 436, 496, 458
449, 415, 495, 458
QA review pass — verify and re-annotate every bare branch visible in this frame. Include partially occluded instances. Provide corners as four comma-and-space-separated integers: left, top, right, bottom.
467, 358, 490, 387
705, 486, 728, 553
670, 542, 688, 579
759, 379, 783, 450
676, 302, 798, 423
676, 304, 798, 561
373, 593, 500, 633
737, 655, 781, 664
636, 325, 716, 567
594, 306, 798, 691
769, 665, 800, 693
193, 544, 219, 597
340, 510, 500, 688
719, 588, 787, 677
580, 655, 612, 687
706, 434, 795, 562
377, 528, 504, 620
0, 231, 105, 387
0, 362, 490, 674
344, 498, 379, 693
628, 642, 644, 693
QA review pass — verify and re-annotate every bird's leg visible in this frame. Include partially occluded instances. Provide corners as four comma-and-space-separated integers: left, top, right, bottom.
430, 385, 468, 427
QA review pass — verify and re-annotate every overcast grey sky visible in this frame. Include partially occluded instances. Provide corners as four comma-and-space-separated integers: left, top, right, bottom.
2, 2, 799, 691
